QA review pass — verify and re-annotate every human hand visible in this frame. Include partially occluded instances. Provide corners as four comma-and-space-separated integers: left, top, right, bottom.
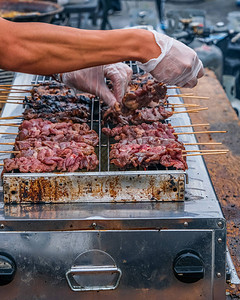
61, 63, 132, 106
137, 30, 204, 88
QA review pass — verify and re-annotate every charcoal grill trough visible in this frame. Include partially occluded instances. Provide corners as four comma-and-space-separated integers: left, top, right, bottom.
0, 67, 239, 300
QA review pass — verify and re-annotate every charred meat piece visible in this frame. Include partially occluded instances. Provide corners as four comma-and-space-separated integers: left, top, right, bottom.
122, 74, 167, 110
29, 93, 93, 105
31, 81, 73, 98
23, 108, 90, 124
23, 94, 91, 123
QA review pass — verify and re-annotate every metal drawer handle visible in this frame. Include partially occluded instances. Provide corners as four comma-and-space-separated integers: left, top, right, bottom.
66, 265, 122, 291
66, 250, 122, 292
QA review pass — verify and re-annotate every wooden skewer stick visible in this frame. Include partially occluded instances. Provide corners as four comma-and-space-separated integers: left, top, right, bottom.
167, 93, 194, 97
168, 104, 200, 108
168, 104, 200, 107
0, 124, 20, 127
0, 142, 15, 145
173, 123, 210, 128
0, 132, 18, 135
167, 86, 181, 89
0, 150, 19, 154
173, 107, 208, 114
0, 96, 25, 100
0, 88, 31, 93
168, 95, 209, 99
0, 163, 3, 166
0, 84, 39, 87
184, 142, 222, 145
0, 91, 30, 94
175, 130, 227, 135
184, 149, 229, 153
183, 152, 227, 157
0, 116, 23, 120
0, 98, 28, 101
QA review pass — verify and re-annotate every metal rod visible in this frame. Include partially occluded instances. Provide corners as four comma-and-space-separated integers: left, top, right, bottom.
98, 98, 101, 172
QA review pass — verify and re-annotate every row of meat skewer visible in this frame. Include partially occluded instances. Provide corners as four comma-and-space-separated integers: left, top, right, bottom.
0, 72, 227, 173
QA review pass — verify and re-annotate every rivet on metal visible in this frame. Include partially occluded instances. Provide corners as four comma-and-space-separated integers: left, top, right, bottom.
0, 224, 4, 229
92, 222, 97, 228
218, 238, 223, 243
217, 272, 221, 278
184, 222, 188, 227
218, 221, 223, 228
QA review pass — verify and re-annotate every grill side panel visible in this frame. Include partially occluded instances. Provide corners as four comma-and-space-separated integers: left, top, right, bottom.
3, 171, 185, 204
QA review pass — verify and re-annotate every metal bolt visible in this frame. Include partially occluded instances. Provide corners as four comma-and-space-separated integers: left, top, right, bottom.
0, 224, 4, 229
216, 272, 222, 278
92, 222, 97, 228
218, 238, 223, 243
183, 222, 188, 227
218, 221, 223, 228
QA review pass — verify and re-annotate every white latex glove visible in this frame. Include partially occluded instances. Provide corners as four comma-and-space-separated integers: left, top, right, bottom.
137, 30, 204, 88
61, 63, 132, 107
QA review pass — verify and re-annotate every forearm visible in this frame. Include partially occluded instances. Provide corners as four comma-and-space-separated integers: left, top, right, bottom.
0, 18, 160, 75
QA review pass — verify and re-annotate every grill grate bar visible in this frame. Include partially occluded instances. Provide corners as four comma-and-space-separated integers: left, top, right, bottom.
98, 98, 102, 172
90, 97, 94, 130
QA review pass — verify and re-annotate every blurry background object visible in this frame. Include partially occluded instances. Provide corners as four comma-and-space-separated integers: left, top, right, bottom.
0, 0, 63, 22
0, 0, 63, 108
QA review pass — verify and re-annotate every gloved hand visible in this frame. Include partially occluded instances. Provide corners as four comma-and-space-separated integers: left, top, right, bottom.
61, 63, 132, 106
137, 30, 204, 88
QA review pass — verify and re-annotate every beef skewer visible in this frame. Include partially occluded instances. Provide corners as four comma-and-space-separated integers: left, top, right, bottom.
15, 119, 99, 146
103, 122, 186, 170
0, 150, 228, 168
102, 121, 227, 171
3, 140, 99, 173
0, 129, 226, 138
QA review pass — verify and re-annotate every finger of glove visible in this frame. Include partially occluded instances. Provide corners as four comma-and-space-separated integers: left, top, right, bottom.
104, 65, 129, 102
151, 39, 202, 86
62, 67, 105, 96
113, 67, 131, 102
97, 83, 117, 107
172, 55, 204, 87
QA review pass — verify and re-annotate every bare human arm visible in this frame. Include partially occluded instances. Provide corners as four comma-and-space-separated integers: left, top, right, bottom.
0, 18, 204, 106
0, 17, 160, 75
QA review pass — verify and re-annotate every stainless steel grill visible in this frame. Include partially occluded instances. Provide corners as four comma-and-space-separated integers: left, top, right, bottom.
2, 72, 189, 203
0, 70, 239, 300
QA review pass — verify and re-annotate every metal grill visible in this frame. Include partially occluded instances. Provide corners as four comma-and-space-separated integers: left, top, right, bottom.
1, 71, 191, 203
